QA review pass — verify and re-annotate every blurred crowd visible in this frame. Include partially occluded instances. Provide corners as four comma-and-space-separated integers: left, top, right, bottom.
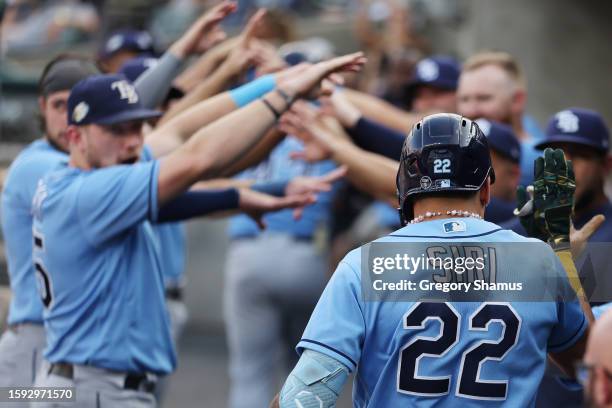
0, 0, 611, 407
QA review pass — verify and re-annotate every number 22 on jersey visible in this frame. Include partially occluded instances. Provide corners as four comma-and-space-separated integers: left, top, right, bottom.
397, 302, 521, 401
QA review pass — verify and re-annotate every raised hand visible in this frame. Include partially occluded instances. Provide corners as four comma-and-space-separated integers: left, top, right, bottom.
276, 52, 366, 101
238, 188, 317, 229
285, 166, 347, 220
170, 1, 237, 58
515, 148, 575, 246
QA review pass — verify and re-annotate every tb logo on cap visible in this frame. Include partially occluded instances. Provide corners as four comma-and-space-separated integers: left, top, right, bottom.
111, 80, 139, 104
556, 110, 579, 133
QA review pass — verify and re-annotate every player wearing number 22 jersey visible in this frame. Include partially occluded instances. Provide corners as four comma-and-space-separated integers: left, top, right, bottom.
296, 217, 586, 407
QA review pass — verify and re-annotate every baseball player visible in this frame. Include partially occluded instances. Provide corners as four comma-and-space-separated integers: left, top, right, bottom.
457, 51, 545, 186
273, 113, 589, 407
509, 108, 612, 408
31, 54, 365, 407
0, 55, 99, 389
224, 134, 340, 408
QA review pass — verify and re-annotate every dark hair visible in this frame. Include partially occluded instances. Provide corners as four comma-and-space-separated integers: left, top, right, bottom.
38, 53, 92, 96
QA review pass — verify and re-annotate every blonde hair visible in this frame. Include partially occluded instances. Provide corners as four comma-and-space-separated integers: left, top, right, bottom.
463, 51, 526, 89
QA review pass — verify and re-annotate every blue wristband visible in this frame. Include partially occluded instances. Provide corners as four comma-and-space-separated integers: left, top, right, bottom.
229, 74, 277, 108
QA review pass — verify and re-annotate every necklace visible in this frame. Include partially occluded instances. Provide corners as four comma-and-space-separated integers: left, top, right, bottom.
410, 210, 483, 224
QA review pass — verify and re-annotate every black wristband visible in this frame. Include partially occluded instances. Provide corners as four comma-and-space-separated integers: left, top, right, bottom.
261, 97, 281, 120
276, 88, 295, 107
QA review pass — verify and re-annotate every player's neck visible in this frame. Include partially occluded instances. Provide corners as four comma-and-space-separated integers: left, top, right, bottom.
69, 151, 93, 171
412, 197, 484, 222
511, 115, 529, 142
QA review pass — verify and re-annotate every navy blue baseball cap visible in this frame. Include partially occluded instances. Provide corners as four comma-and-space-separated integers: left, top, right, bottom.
118, 57, 185, 102
535, 108, 610, 154
406, 56, 461, 92
475, 118, 521, 163
67, 74, 161, 126
98, 29, 155, 60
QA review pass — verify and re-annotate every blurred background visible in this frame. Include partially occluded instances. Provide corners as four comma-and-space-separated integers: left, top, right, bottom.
0, 0, 611, 406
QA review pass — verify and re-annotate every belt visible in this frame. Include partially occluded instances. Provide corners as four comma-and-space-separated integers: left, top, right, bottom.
49, 363, 156, 393
232, 234, 313, 242
165, 286, 183, 301
7, 322, 43, 334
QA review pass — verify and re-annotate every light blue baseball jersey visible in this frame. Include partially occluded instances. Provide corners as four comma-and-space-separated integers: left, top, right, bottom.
141, 145, 186, 286
297, 218, 587, 407
31, 160, 175, 374
228, 136, 338, 239
1, 139, 67, 325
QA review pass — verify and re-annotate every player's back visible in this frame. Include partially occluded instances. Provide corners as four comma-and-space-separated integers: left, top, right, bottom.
298, 218, 587, 407
1, 139, 67, 324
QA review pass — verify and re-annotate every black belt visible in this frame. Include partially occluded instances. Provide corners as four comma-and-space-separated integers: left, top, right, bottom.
49, 363, 156, 393
232, 234, 313, 242
165, 286, 183, 301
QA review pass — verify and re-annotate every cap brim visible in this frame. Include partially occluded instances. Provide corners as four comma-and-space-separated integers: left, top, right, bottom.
95, 108, 162, 125
534, 134, 607, 152
406, 79, 457, 93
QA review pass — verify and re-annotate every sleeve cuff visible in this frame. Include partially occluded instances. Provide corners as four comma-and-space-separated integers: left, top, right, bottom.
297, 339, 357, 372
149, 160, 161, 222
548, 312, 588, 353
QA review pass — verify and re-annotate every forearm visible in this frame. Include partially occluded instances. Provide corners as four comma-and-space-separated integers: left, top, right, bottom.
348, 116, 405, 160
221, 128, 286, 176
157, 62, 236, 126
278, 350, 349, 408
157, 188, 239, 222
331, 140, 398, 203
174, 38, 238, 90
146, 75, 277, 158
343, 88, 417, 133
157, 92, 284, 204
554, 247, 595, 324
134, 51, 184, 109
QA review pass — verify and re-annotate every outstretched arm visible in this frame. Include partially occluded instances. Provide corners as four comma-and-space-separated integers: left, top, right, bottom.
155, 53, 367, 206
135, 1, 237, 109
156, 10, 267, 125
281, 102, 398, 205
342, 87, 419, 133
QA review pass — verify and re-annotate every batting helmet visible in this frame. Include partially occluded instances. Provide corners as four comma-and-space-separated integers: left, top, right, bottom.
396, 113, 495, 225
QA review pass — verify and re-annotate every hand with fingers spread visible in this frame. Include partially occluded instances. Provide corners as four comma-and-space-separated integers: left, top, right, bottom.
238, 188, 317, 229
280, 102, 351, 163
170, 1, 238, 58
515, 148, 576, 246
251, 40, 288, 76
275, 52, 367, 102
285, 166, 347, 219
217, 10, 267, 78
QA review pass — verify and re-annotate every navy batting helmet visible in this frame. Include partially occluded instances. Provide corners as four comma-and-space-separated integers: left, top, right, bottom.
396, 113, 495, 225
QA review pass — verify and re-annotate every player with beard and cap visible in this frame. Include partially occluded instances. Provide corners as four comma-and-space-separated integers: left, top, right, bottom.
457, 51, 545, 186
0, 54, 99, 388
534, 109, 612, 241
509, 108, 612, 408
